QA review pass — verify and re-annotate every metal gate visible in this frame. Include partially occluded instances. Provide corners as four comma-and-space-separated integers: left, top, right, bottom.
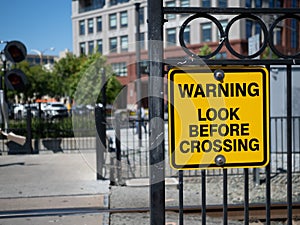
147, 2, 300, 225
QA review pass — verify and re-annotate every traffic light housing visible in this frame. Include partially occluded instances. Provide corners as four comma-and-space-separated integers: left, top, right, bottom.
4, 41, 27, 63
5, 69, 28, 92
2, 40, 28, 92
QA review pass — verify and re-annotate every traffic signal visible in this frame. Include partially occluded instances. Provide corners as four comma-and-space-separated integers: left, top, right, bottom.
5, 69, 28, 92
4, 41, 27, 63
2, 40, 28, 92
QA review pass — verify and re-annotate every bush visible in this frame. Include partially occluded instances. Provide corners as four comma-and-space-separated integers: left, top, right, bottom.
8, 116, 96, 139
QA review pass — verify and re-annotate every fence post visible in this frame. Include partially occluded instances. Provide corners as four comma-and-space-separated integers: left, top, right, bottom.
95, 104, 106, 180
115, 111, 122, 184
148, 0, 165, 224
26, 107, 33, 154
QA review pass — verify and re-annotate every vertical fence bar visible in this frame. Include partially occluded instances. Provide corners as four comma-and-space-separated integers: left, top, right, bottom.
201, 170, 206, 225
266, 163, 271, 225
148, 0, 165, 224
115, 112, 122, 184
179, 170, 184, 225
223, 169, 228, 225
244, 168, 249, 225
286, 65, 293, 225
265, 65, 271, 225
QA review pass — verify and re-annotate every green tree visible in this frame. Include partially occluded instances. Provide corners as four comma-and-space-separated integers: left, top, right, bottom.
199, 44, 214, 58
52, 53, 86, 98
6, 52, 122, 106
6, 61, 53, 102
72, 52, 122, 105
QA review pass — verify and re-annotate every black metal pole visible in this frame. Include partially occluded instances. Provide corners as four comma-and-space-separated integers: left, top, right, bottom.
244, 168, 249, 225
115, 112, 122, 184
286, 65, 293, 225
179, 170, 184, 225
223, 169, 228, 225
148, 0, 165, 224
135, 2, 142, 147
26, 107, 33, 154
201, 170, 206, 225
95, 69, 106, 180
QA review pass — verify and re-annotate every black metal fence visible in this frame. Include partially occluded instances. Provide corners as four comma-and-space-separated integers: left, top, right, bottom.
146, 2, 300, 225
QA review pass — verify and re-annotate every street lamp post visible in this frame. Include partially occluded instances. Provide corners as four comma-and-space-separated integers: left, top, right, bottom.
31, 47, 55, 65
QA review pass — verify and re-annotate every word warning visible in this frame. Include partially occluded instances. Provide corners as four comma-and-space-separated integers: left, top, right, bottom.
168, 67, 269, 170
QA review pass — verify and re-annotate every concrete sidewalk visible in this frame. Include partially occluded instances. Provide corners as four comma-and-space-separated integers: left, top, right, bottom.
0, 152, 110, 225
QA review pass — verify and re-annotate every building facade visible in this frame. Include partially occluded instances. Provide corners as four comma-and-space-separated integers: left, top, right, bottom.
71, 0, 299, 107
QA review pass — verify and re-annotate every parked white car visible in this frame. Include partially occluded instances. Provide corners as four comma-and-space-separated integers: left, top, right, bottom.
43, 102, 69, 119
13, 103, 40, 119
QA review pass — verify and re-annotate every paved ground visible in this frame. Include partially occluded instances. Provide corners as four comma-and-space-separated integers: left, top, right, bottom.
0, 152, 110, 225
0, 152, 233, 225
0, 151, 297, 225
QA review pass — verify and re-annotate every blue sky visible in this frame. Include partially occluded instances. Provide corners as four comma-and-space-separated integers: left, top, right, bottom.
0, 0, 73, 56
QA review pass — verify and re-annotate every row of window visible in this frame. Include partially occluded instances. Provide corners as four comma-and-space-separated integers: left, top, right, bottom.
166, 20, 228, 46
79, 17, 103, 35
80, 19, 229, 55
79, 7, 145, 36
79, 32, 146, 55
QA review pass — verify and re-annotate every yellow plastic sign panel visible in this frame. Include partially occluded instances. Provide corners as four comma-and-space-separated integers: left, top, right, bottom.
168, 66, 269, 170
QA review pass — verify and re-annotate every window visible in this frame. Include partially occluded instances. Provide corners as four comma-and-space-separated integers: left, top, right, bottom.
88, 18, 94, 34
180, 0, 189, 17
255, 23, 261, 35
216, 52, 227, 59
109, 13, 117, 29
110, 0, 118, 6
246, 20, 253, 39
110, 0, 129, 6
120, 11, 128, 27
97, 16, 102, 32
202, 0, 211, 7
140, 32, 145, 50
109, 37, 118, 52
220, 20, 228, 38
166, 1, 176, 20
120, 35, 128, 52
88, 41, 94, 54
255, 0, 262, 7
291, 19, 297, 48
183, 26, 190, 44
245, 0, 252, 7
79, 0, 105, 13
139, 7, 145, 25
79, 42, 86, 55
218, 0, 227, 7
167, 28, 176, 46
180, 0, 189, 7
97, 39, 103, 53
112, 62, 127, 76
79, 20, 85, 35
201, 23, 212, 42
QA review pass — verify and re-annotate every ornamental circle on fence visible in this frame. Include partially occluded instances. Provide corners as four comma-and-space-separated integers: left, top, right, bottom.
178, 12, 300, 59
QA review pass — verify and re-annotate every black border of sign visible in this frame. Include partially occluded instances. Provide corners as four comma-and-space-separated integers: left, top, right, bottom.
168, 67, 269, 169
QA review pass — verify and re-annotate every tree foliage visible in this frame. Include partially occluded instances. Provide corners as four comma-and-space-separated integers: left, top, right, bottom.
6, 52, 123, 106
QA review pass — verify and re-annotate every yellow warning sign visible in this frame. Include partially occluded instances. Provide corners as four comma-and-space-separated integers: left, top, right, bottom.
168, 66, 269, 170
